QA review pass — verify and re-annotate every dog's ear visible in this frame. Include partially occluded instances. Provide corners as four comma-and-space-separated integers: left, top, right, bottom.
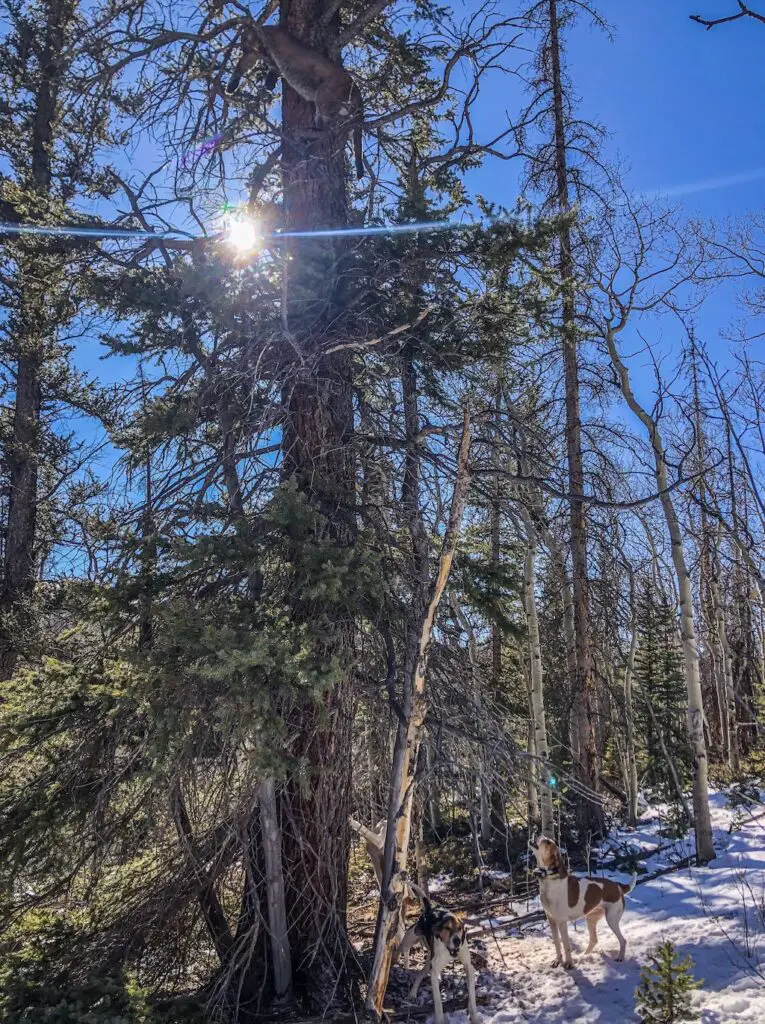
553, 847, 566, 877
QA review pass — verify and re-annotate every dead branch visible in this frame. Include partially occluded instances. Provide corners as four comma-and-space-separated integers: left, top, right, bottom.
691, 2, 765, 29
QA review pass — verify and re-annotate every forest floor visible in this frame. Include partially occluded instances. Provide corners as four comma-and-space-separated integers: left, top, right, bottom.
356, 791, 765, 1023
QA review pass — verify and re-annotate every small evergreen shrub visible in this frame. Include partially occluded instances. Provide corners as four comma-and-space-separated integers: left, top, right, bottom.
635, 940, 702, 1022
0, 911, 154, 1024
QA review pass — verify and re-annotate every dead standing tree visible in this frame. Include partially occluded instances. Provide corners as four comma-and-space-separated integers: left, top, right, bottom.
516, 0, 611, 835
365, 408, 472, 1019
592, 194, 716, 862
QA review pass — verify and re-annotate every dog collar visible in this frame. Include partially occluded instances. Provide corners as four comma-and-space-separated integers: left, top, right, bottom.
533, 867, 561, 880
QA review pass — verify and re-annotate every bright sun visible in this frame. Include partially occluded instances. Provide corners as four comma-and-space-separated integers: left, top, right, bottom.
226, 216, 260, 253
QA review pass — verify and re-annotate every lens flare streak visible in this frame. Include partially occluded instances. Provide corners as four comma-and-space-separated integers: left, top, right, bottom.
0, 218, 464, 244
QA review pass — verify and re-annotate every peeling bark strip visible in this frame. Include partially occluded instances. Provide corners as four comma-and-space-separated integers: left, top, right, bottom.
605, 326, 715, 863
365, 408, 473, 1018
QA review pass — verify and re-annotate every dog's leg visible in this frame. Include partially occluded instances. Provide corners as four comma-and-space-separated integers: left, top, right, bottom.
584, 907, 604, 955
546, 914, 564, 968
429, 947, 449, 1024
408, 959, 429, 1000
558, 920, 574, 969
459, 941, 479, 1024
396, 926, 418, 971
604, 902, 627, 961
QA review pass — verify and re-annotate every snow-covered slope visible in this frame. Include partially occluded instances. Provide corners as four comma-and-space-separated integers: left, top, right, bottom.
456, 794, 765, 1023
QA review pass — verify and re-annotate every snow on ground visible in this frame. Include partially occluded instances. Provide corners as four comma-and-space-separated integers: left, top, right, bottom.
420, 792, 765, 1023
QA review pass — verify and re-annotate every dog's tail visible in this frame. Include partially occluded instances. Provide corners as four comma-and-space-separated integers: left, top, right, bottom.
620, 872, 638, 896
406, 879, 432, 912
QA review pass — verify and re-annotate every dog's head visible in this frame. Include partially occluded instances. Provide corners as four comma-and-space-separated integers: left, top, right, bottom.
528, 835, 566, 879
435, 910, 466, 957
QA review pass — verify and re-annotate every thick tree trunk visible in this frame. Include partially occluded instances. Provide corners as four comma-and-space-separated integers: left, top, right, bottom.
0, 0, 71, 680
0, 345, 42, 680
247, 0, 358, 1005
547, 0, 601, 836
605, 326, 715, 862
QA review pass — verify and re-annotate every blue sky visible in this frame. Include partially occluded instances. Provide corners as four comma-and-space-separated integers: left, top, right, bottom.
455, 0, 765, 398
572, 0, 765, 380
576, 1, 765, 211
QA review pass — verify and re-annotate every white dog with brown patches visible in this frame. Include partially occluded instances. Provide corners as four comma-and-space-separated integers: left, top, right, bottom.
529, 835, 637, 969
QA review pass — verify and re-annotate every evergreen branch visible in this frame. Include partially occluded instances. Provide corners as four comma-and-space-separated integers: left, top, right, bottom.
336, 0, 395, 47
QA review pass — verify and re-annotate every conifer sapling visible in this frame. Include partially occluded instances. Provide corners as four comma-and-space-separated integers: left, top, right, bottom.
635, 940, 702, 1022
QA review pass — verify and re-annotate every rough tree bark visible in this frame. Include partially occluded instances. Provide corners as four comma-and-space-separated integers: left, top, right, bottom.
605, 326, 715, 862
0, 0, 73, 680
245, 0, 358, 1004
547, 0, 601, 834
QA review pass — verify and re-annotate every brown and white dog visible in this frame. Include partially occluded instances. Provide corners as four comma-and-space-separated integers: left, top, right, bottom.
529, 835, 637, 969
395, 882, 479, 1024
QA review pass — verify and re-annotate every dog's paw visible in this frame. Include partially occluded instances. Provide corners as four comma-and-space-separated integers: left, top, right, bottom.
551, 958, 561, 968
563, 961, 574, 970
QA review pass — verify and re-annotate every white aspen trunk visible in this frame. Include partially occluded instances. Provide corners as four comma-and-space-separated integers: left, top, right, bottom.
606, 327, 715, 862
259, 778, 292, 998
365, 411, 472, 1017
626, 598, 643, 823
521, 516, 554, 835
526, 717, 540, 826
